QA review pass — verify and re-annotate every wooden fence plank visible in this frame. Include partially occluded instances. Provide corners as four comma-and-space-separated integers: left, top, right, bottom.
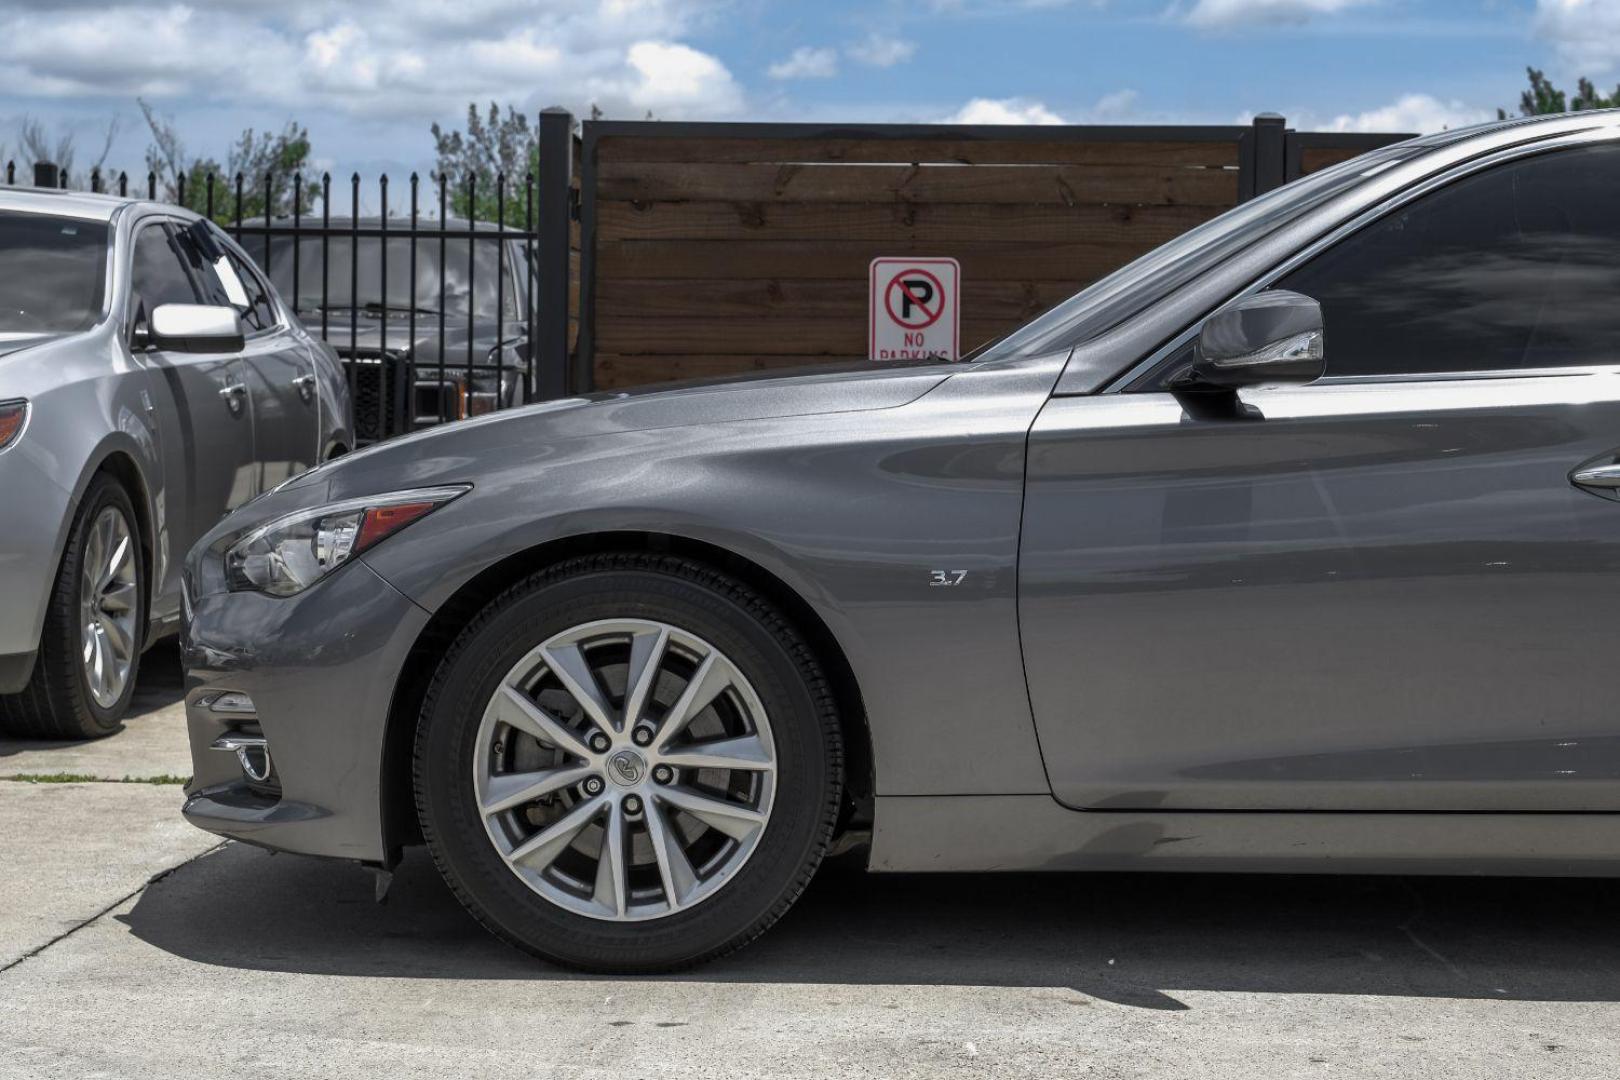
1300, 147, 1368, 175
593, 201, 1221, 244
595, 238, 1173, 282
594, 277, 1075, 321
596, 161, 1239, 207
596, 136, 1242, 168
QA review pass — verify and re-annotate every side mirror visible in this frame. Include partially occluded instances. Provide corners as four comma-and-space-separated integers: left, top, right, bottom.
1187, 290, 1324, 389
148, 303, 245, 354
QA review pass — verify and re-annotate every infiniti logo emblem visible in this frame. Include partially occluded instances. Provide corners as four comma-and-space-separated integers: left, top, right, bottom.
608, 749, 646, 786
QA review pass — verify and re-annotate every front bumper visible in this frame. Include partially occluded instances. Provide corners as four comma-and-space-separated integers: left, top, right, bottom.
181, 560, 430, 862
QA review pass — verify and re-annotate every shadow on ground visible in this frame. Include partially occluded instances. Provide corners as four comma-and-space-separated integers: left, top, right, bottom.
0, 640, 184, 758
119, 840, 1620, 1008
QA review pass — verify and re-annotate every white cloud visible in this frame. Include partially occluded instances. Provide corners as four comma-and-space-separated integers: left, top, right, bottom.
847, 34, 917, 68
1534, 0, 1620, 75
941, 89, 1147, 126
945, 97, 1068, 124
623, 41, 742, 113
0, 1, 743, 120
1322, 93, 1492, 134
1178, 0, 1374, 28
1086, 89, 1140, 120
767, 45, 839, 80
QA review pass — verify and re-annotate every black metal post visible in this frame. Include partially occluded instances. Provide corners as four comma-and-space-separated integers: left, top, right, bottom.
495, 173, 506, 411
350, 174, 361, 426
408, 173, 419, 428
466, 172, 476, 393
524, 171, 536, 403
437, 174, 448, 425
291, 173, 302, 304
534, 107, 574, 400
1239, 113, 1288, 201
320, 173, 331, 343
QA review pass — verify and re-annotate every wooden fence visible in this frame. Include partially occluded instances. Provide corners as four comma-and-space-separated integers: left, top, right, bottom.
537, 114, 1413, 394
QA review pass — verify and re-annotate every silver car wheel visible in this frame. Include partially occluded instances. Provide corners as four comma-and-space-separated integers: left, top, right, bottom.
473, 618, 778, 922
78, 506, 139, 710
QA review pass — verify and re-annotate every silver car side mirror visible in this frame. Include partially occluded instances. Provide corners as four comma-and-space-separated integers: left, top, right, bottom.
148, 303, 245, 354
1188, 290, 1325, 389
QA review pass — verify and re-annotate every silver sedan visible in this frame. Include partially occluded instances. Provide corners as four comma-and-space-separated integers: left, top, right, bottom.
0, 188, 351, 738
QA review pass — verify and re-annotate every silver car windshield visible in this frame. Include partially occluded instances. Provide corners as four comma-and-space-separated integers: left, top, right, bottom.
968, 141, 1426, 362
0, 212, 109, 335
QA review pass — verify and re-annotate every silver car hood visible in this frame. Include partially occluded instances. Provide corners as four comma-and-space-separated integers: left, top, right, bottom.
0, 332, 63, 361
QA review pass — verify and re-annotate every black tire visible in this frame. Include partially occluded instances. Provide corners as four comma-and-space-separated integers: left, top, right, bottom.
414, 554, 843, 973
0, 474, 145, 740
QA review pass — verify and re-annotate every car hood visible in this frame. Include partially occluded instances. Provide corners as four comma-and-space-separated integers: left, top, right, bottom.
301, 315, 499, 362
0, 332, 63, 361
273, 359, 958, 501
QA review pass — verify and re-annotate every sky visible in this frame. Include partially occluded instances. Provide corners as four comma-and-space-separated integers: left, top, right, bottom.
0, 0, 1616, 187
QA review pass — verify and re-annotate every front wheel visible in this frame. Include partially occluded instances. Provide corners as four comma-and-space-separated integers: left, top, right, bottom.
414, 555, 843, 972
0, 474, 145, 739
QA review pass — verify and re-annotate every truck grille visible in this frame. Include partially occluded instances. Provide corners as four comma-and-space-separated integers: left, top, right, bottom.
344, 354, 407, 445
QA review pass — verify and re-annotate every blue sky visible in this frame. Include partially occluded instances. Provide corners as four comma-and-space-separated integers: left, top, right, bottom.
0, 1, 1613, 186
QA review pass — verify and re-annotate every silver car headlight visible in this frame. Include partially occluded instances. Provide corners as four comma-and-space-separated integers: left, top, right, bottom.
224, 485, 469, 597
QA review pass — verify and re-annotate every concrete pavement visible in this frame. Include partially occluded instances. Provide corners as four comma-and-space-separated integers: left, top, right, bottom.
0, 641, 191, 782
3, 647, 1620, 1078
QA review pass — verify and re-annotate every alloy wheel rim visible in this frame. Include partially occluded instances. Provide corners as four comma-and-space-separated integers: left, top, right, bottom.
472, 618, 778, 922
79, 507, 139, 710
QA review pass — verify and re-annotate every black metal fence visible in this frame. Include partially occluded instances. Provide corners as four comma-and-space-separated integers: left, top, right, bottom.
4, 108, 577, 445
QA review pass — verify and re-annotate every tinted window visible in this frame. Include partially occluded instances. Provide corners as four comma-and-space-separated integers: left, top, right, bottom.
0, 212, 109, 334
1277, 143, 1620, 376
130, 224, 200, 318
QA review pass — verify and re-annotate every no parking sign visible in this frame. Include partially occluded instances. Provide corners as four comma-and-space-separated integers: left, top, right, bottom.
869, 257, 960, 361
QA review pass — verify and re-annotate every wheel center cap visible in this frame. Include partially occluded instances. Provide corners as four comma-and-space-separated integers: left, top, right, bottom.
607, 748, 647, 787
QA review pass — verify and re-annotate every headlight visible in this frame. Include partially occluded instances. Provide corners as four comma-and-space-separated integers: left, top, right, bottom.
224, 485, 469, 597
0, 400, 27, 451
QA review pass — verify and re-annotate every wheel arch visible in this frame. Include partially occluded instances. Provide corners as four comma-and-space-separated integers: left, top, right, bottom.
55, 440, 159, 643
377, 531, 874, 863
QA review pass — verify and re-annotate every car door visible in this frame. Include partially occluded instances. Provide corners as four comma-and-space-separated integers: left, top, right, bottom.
1020, 139, 1620, 814
129, 220, 257, 552
186, 228, 320, 488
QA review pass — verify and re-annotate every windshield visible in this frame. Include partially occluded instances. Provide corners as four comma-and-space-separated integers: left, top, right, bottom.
0, 212, 109, 335
969, 141, 1425, 361
264, 234, 520, 319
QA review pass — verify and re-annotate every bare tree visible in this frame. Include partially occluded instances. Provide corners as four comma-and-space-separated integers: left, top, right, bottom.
8, 115, 121, 186
19, 117, 76, 176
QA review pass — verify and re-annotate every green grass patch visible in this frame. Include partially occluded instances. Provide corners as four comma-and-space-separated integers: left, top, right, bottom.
2, 772, 189, 785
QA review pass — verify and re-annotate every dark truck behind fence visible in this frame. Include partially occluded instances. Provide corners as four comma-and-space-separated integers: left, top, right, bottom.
6, 112, 1410, 441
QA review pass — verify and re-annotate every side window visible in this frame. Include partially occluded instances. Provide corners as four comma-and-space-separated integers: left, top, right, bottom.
129, 224, 200, 322
226, 251, 278, 332
1276, 143, 1620, 377
184, 227, 278, 333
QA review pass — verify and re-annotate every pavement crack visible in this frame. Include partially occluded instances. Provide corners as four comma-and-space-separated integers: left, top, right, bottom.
0, 840, 225, 976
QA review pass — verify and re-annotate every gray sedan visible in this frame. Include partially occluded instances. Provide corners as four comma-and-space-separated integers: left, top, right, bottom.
0, 189, 351, 739
182, 109, 1620, 972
